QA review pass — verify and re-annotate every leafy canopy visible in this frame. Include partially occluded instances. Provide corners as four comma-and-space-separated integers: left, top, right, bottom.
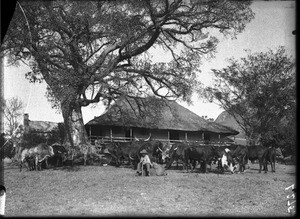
204, 46, 296, 145
2, 0, 254, 114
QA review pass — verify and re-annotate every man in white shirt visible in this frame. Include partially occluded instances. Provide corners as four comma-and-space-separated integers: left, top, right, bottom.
136, 149, 152, 176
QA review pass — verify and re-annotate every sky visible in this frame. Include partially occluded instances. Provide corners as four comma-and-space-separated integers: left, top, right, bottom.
3, 0, 296, 125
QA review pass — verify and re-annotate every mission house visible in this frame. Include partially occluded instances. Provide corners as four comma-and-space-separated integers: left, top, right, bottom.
85, 97, 239, 144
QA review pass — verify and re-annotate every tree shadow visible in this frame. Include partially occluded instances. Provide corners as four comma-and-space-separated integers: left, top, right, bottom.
208, 168, 223, 174
166, 165, 185, 170
59, 165, 82, 172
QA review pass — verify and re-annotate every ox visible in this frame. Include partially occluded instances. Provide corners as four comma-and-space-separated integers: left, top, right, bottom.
116, 141, 141, 168
137, 139, 164, 164
262, 147, 276, 173
183, 145, 219, 173
126, 138, 165, 169
101, 142, 123, 166
231, 145, 248, 172
232, 145, 269, 173
160, 141, 173, 164
101, 138, 168, 168
20, 143, 54, 171
212, 145, 237, 169
216, 148, 236, 174
247, 145, 269, 173
99, 141, 141, 168
25, 156, 36, 171
48, 143, 68, 167
215, 144, 238, 155
165, 142, 188, 170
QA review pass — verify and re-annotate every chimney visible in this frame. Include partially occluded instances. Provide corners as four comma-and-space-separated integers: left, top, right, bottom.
24, 113, 29, 133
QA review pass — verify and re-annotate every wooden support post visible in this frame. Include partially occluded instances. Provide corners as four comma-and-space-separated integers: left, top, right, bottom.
110, 128, 112, 142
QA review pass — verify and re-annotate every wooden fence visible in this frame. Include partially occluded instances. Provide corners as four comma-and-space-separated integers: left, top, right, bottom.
88, 135, 234, 147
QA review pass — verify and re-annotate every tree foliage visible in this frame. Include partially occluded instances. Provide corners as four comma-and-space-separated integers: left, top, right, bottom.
204, 47, 296, 147
261, 104, 296, 156
0, 97, 24, 136
20, 124, 66, 148
1, 0, 254, 147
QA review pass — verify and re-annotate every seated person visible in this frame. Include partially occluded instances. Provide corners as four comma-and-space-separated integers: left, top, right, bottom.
136, 149, 152, 176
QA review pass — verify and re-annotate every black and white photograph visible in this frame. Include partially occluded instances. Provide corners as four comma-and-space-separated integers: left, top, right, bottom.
0, 0, 296, 217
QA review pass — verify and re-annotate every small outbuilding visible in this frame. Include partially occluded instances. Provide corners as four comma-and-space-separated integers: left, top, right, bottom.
214, 111, 247, 145
23, 113, 59, 135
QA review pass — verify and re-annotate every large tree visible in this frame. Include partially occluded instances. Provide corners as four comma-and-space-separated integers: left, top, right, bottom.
1, 0, 254, 151
204, 47, 296, 146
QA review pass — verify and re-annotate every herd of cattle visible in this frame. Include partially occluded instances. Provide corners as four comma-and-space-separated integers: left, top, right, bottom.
18, 137, 281, 175
19, 143, 68, 171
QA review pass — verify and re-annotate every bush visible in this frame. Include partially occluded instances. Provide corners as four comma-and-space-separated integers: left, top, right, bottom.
1, 134, 16, 159
21, 124, 67, 148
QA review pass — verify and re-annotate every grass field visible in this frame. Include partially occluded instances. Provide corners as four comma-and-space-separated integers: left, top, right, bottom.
3, 162, 296, 217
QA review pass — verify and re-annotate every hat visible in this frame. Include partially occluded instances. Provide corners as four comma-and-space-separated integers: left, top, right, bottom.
140, 149, 148, 154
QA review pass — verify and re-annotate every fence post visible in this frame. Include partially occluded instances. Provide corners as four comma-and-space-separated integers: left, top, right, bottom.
0, 185, 6, 216
110, 128, 112, 142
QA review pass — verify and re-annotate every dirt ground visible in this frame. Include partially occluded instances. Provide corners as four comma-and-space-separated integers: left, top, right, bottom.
3, 161, 296, 217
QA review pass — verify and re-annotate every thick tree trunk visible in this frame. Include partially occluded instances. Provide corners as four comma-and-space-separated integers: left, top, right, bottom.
61, 104, 91, 165
64, 106, 88, 147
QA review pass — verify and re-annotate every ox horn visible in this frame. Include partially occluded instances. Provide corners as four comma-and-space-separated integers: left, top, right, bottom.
129, 155, 134, 160
48, 146, 55, 156
144, 133, 152, 141
134, 137, 140, 141
38, 155, 50, 162
157, 147, 163, 152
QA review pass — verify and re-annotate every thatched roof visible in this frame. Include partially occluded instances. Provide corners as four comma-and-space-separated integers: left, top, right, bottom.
215, 111, 247, 145
86, 97, 239, 135
28, 120, 58, 133
215, 111, 246, 139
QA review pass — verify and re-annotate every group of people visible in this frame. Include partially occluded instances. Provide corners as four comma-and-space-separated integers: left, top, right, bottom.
135, 149, 167, 177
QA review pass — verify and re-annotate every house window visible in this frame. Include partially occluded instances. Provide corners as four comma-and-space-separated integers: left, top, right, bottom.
169, 130, 180, 141
112, 126, 122, 134
204, 133, 211, 141
90, 126, 102, 137
139, 128, 148, 135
